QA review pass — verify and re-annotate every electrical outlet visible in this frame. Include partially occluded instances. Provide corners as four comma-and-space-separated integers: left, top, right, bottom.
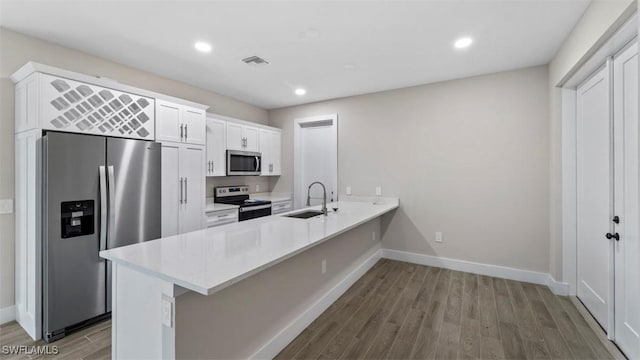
372, 231, 376, 241
321, 259, 327, 274
376, 186, 382, 196
256, 184, 260, 192
346, 186, 352, 195
435, 232, 443, 243
0, 199, 13, 214
161, 298, 173, 327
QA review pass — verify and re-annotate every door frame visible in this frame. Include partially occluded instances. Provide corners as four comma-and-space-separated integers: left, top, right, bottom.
560, 13, 637, 339
293, 114, 338, 210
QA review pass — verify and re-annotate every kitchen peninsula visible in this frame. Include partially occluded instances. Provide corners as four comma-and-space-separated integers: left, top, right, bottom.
100, 197, 398, 359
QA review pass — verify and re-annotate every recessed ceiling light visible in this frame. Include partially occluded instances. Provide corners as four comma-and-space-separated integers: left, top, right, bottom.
299, 28, 320, 39
194, 41, 212, 53
343, 63, 356, 70
454, 37, 473, 49
295, 88, 306, 96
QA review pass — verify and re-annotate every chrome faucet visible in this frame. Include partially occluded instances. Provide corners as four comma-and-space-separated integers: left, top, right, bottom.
306, 181, 328, 216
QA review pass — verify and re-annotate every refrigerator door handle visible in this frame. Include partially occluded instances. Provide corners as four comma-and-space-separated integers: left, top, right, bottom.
99, 166, 107, 251
107, 166, 116, 248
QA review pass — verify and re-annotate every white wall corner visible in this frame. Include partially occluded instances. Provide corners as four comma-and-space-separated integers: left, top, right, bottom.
249, 248, 382, 359
0, 305, 16, 325
381, 249, 565, 294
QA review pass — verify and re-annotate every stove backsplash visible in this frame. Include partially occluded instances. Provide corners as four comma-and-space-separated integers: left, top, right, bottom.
206, 176, 272, 197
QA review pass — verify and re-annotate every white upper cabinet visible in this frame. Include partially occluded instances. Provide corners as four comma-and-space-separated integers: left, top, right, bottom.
259, 128, 282, 176
206, 117, 227, 177
156, 99, 205, 145
226, 122, 259, 151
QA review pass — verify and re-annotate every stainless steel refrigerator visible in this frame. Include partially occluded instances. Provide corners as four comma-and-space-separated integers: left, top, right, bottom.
42, 132, 161, 342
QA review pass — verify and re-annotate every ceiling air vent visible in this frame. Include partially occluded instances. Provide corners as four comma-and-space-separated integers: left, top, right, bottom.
242, 55, 270, 66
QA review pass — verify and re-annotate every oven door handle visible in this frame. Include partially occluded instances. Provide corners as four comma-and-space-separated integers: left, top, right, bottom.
239, 204, 272, 212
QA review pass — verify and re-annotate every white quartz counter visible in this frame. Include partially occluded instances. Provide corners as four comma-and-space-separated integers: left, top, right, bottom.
100, 198, 398, 295
204, 201, 239, 212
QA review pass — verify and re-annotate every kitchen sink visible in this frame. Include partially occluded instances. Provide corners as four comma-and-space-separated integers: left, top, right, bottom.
283, 210, 325, 219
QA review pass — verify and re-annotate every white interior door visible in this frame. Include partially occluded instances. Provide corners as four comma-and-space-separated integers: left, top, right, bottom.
294, 116, 338, 209
613, 42, 640, 359
576, 63, 612, 330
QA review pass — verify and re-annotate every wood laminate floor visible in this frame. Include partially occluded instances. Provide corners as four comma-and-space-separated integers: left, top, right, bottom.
0, 259, 615, 360
0, 319, 110, 360
276, 259, 616, 360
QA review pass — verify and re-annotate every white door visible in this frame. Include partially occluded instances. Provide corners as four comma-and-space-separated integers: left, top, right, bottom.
613, 42, 640, 359
206, 118, 226, 176
244, 126, 259, 152
294, 115, 338, 209
161, 142, 180, 237
576, 64, 612, 330
156, 101, 182, 143
226, 122, 244, 150
179, 145, 204, 234
182, 107, 206, 145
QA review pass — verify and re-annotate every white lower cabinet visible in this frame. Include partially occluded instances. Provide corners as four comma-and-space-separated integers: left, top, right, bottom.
161, 142, 205, 237
271, 200, 292, 215
205, 208, 239, 228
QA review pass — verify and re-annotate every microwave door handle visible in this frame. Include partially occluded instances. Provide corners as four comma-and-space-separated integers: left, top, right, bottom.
255, 156, 260, 172
99, 166, 107, 251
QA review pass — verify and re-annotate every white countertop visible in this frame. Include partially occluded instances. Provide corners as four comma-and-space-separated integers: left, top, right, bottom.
100, 198, 399, 295
249, 192, 292, 203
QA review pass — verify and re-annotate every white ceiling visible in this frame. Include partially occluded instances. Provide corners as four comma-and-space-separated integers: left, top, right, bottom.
0, 1, 590, 109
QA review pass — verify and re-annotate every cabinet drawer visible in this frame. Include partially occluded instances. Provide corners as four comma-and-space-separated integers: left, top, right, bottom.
205, 208, 238, 227
271, 201, 292, 215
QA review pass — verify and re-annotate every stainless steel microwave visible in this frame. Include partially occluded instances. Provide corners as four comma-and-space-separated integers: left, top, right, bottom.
226, 150, 261, 176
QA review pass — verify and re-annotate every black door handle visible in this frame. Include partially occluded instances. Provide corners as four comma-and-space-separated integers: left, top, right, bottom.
606, 233, 620, 241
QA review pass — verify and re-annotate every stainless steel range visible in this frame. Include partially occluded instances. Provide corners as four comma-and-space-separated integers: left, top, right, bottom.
214, 186, 272, 221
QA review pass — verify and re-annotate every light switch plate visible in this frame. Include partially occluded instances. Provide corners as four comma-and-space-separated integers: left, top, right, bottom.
376, 187, 382, 196
346, 186, 352, 195
161, 297, 173, 327
0, 199, 13, 214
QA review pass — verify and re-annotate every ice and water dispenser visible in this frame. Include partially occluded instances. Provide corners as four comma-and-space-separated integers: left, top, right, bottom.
60, 200, 95, 238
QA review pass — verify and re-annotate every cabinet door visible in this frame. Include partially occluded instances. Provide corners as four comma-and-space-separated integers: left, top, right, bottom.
226, 122, 244, 150
206, 118, 227, 176
183, 107, 206, 145
156, 100, 182, 143
179, 145, 205, 234
272, 130, 282, 175
244, 126, 259, 152
161, 142, 180, 237
259, 129, 271, 175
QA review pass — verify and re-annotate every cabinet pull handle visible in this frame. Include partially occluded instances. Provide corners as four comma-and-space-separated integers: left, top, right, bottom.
185, 124, 188, 140
179, 177, 184, 204
211, 161, 214, 172
184, 178, 188, 204
180, 124, 184, 140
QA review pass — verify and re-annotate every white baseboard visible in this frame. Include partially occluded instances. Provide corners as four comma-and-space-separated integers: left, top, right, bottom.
0, 305, 16, 325
382, 249, 566, 295
250, 248, 382, 359
546, 275, 570, 296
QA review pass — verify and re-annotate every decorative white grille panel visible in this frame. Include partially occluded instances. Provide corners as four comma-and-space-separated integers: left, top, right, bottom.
39, 74, 155, 140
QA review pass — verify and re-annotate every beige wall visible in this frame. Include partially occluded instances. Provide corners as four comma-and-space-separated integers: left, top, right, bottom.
0, 28, 269, 310
269, 66, 550, 273
547, 0, 636, 280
